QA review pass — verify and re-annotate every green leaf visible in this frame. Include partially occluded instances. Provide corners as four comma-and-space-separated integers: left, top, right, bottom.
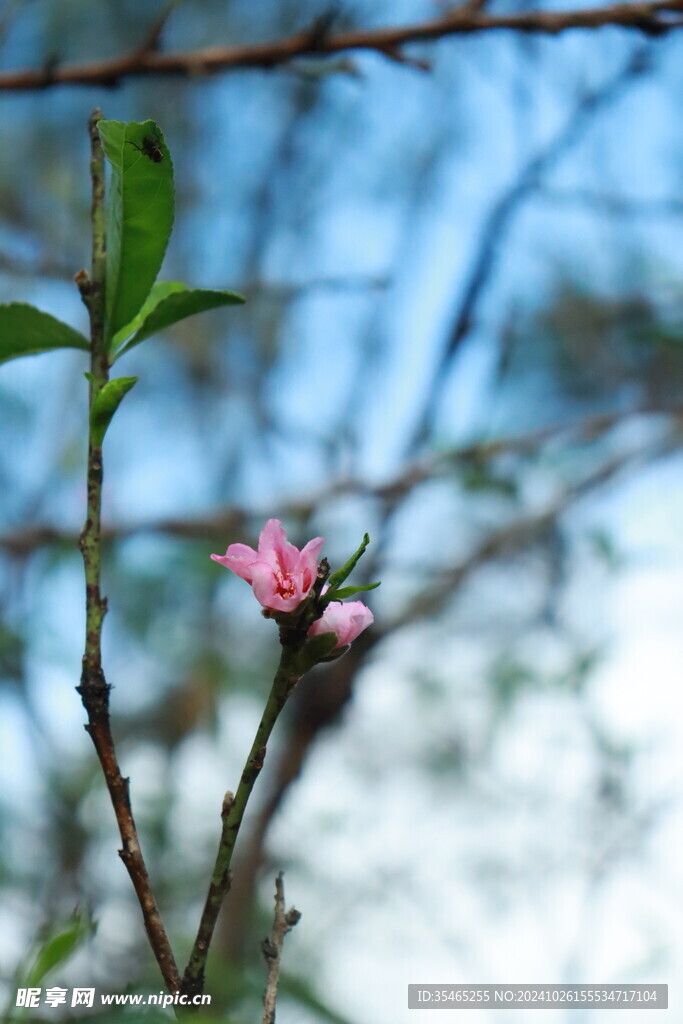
24, 911, 95, 989
90, 376, 138, 446
98, 119, 174, 346
0, 303, 89, 364
324, 581, 380, 602
112, 282, 244, 359
326, 533, 370, 591
109, 281, 186, 351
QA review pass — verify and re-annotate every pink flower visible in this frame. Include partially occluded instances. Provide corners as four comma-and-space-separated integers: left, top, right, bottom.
308, 599, 374, 648
211, 518, 324, 613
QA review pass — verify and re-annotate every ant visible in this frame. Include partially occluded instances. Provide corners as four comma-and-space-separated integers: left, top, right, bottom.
125, 134, 164, 163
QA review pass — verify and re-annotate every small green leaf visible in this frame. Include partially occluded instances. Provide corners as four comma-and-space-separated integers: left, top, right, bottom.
324, 582, 380, 602
112, 283, 244, 359
296, 632, 339, 673
326, 533, 370, 591
90, 376, 138, 446
0, 303, 89, 364
24, 911, 95, 989
98, 119, 174, 346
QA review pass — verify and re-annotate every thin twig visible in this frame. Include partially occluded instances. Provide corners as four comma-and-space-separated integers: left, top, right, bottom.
76, 109, 180, 995
261, 873, 301, 1024
180, 647, 304, 998
1, 1, 682, 92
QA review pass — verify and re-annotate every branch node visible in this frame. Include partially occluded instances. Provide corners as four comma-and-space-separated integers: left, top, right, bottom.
221, 790, 235, 818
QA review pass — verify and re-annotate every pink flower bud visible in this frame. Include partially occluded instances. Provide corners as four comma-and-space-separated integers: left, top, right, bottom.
211, 518, 324, 613
308, 599, 374, 648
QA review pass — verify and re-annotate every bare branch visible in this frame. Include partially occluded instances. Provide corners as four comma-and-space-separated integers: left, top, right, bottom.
261, 873, 301, 1024
0, 403, 680, 557
0, 3, 681, 92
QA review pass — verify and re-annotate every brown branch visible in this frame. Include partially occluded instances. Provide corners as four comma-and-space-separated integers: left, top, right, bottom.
261, 873, 301, 1024
1, 403, 679, 557
1, 2, 682, 92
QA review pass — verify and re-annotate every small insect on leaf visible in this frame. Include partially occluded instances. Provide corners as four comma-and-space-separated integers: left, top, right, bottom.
125, 134, 164, 163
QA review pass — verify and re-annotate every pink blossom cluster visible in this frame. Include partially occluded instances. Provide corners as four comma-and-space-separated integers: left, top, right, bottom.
211, 519, 374, 648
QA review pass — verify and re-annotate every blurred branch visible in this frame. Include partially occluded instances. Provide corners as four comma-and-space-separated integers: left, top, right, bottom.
1, 403, 680, 557
540, 187, 683, 217
246, 273, 390, 301
132, 0, 184, 58
1, 4, 681, 92
411, 47, 651, 447
0, 248, 77, 280
261, 873, 301, 1024
385, 428, 681, 632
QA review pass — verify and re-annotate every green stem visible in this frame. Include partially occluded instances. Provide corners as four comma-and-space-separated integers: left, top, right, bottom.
77, 109, 181, 995
181, 648, 301, 998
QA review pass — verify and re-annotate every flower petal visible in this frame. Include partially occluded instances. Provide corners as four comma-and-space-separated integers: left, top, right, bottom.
210, 542, 259, 583
298, 535, 325, 576
308, 600, 374, 647
250, 561, 304, 612
257, 519, 299, 572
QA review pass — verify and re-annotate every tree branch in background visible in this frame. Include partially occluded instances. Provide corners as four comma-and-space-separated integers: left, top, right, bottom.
1, 403, 680, 557
386, 432, 680, 632
0, 2, 681, 92
75, 110, 180, 996
410, 47, 652, 447
540, 187, 683, 217
261, 873, 301, 1024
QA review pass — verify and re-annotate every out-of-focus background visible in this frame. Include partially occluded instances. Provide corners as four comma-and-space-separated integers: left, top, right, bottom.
0, 1, 682, 1021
